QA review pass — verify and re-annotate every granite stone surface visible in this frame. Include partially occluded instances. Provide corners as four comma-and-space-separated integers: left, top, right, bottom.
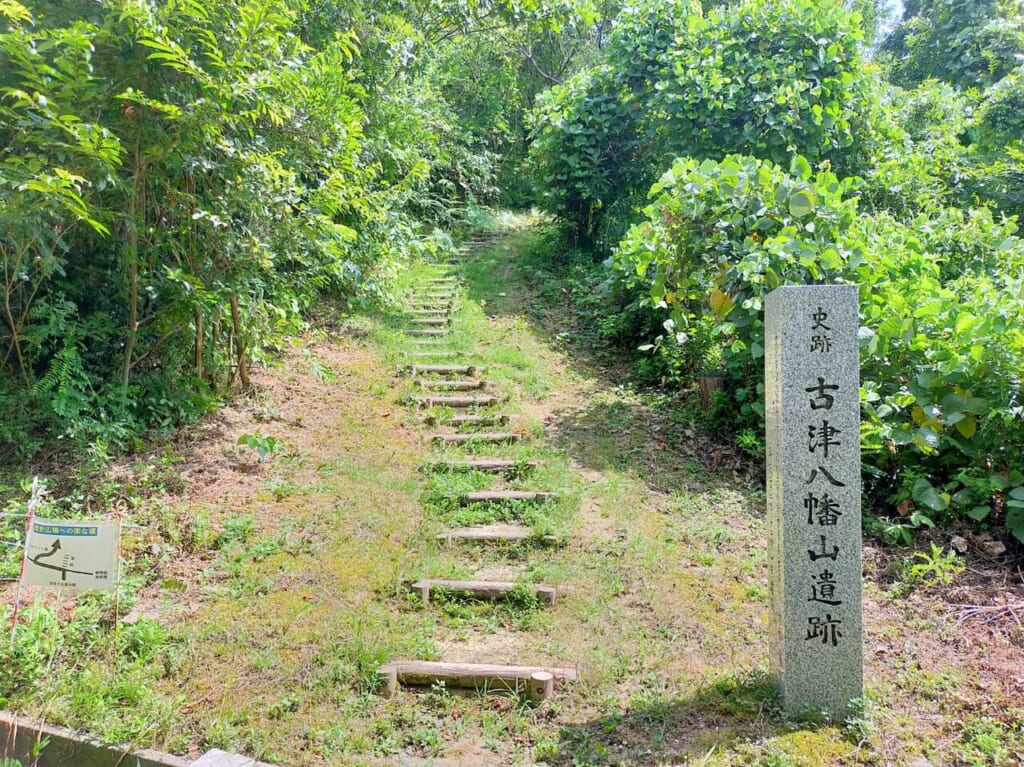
766, 285, 862, 717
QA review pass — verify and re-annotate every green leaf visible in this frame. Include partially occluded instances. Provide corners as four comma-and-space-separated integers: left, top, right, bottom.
966, 505, 991, 521
1008, 509, 1024, 543
788, 189, 815, 218
789, 155, 812, 180
954, 415, 977, 438
912, 477, 949, 512
954, 313, 978, 334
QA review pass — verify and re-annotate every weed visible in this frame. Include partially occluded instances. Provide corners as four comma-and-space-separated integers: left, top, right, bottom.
628, 675, 674, 733
243, 537, 284, 562
268, 696, 299, 720
0, 600, 59, 703
533, 738, 559, 761
237, 433, 284, 463
745, 582, 769, 600
904, 542, 965, 587
736, 427, 765, 459
424, 680, 455, 713
371, 717, 400, 756
128, 451, 187, 497
505, 583, 541, 612
958, 715, 1024, 766
119, 618, 168, 663
216, 514, 255, 548
864, 512, 934, 546
843, 699, 875, 750
253, 404, 281, 422
261, 477, 296, 501
405, 723, 444, 755
205, 717, 243, 752
303, 348, 337, 382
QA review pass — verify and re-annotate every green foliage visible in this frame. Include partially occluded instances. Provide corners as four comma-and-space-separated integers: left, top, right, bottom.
856, 74, 1024, 224
530, 0, 890, 244
856, 80, 969, 217
974, 68, 1024, 151
237, 433, 284, 463
958, 715, 1024, 767
615, 153, 1024, 539
880, 0, 1024, 89
903, 542, 965, 587
0, 0, 554, 455
864, 513, 933, 546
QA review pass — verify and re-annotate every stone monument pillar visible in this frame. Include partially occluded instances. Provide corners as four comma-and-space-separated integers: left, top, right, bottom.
765, 284, 862, 717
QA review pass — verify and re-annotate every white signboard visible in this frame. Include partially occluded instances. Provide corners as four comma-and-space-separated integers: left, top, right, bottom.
23, 518, 118, 592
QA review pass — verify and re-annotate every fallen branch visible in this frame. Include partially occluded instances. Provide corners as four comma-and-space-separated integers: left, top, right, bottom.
952, 601, 1024, 629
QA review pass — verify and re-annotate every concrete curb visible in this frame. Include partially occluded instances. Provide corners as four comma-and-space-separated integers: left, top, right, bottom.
0, 712, 275, 767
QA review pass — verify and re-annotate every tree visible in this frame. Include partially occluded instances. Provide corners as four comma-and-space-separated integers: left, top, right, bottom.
530, 0, 891, 245
880, 0, 1024, 89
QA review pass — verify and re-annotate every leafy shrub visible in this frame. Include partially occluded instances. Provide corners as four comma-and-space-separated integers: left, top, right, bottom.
615, 153, 1024, 538
959, 69, 1024, 222
856, 80, 969, 217
858, 76, 1024, 223
530, 0, 890, 245
973, 68, 1024, 151
880, 0, 1024, 90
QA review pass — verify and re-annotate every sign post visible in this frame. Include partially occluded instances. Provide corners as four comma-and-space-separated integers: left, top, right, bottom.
23, 518, 118, 593
765, 284, 862, 717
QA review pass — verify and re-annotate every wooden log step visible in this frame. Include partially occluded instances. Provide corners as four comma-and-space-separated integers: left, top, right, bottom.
409, 309, 450, 316
414, 379, 485, 391
460, 490, 555, 504
438, 524, 529, 542
412, 396, 499, 408
409, 318, 450, 327
408, 364, 479, 375
378, 661, 576, 700
407, 329, 449, 337
430, 432, 521, 445
424, 414, 509, 428
425, 278, 457, 284
412, 579, 557, 605
406, 351, 465, 358
420, 292, 456, 298
436, 524, 560, 545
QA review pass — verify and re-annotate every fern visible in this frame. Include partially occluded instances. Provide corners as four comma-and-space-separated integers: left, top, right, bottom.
32, 343, 93, 424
